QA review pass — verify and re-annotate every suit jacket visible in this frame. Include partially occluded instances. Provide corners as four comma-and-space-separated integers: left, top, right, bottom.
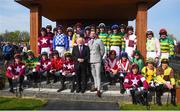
72, 45, 90, 69
88, 38, 105, 63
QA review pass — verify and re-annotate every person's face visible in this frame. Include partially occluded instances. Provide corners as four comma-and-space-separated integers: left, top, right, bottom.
90, 31, 96, 39
96, 28, 100, 33
120, 28, 125, 33
122, 57, 127, 61
46, 28, 51, 32
147, 63, 154, 69
42, 55, 47, 60
76, 37, 84, 45
12, 42, 16, 45
162, 63, 168, 69
155, 58, 159, 62
128, 30, 133, 35
132, 68, 138, 74
15, 58, 20, 63
147, 34, 153, 39
85, 30, 90, 35
91, 28, 95, 32
68, 31, 73, 36
108, 30, 112, 34
28, 55, 33, 59
66, 57, 71, 61
100, 28, 105, 32
135, 54, 140, 59
57, 29, 63, 34
110, 54, 116, 59
54, 31, 57, 35
113, 29, 118, 34
76, 27, 81, 32
160, 34, 167, 39
41, 31, 46, 36
53, 55, 58, 59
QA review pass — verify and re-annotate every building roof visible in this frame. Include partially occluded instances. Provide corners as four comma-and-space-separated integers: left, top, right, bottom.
15, 0, 160, 21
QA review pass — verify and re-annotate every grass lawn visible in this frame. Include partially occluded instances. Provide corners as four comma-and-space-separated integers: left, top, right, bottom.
120, 103, 180, 110
0, 97, 47, 110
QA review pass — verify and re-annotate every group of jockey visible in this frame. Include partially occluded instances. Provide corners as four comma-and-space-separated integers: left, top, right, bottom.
5, 23, 176, 106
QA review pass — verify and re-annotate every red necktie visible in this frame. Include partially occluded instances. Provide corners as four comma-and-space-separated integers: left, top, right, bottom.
80, 45, 83, 55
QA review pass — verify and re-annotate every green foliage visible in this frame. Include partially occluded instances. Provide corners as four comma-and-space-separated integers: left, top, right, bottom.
0, 97, 47, 110
0, 30, 30, 42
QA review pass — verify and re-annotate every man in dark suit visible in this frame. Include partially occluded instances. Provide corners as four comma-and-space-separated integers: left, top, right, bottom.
72, 34, 90, 93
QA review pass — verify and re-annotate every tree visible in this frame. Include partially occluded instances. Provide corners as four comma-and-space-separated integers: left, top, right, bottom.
0, 30, 30, 43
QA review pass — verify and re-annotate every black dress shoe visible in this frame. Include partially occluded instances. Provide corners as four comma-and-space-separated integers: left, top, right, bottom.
76, 89, 81, 93
97, 90, 101, 98
70, 88, 75, 93
57, 87, 64, 92
81, 90, 85, 93
9, 88, 15, 93
19, 87, 23, 92
53, 79, 58, 83
46, 81, 51, 84
90, 88, 97, 92
33, 83, 38, 88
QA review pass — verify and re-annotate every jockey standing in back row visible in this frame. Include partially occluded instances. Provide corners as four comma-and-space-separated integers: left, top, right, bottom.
66, 27, 74, 52
146, 30, 160, 59
38, 27, 52, 56
98, 23, 109, 59
109, 24, 123, 57
53, 25, 69, 57
159, 29, 174, 59
72, 23, 83, 46
124, 26, 137, 60
84, 26, 91, 46
46, 25, 54, 53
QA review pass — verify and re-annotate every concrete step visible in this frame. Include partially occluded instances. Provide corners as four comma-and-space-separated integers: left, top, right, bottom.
0, 87, 128, 102
0, 87, 170, 103
22, 81, 120, 91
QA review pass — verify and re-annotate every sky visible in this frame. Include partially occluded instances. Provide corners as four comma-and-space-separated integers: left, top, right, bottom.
0, 0, 180, 40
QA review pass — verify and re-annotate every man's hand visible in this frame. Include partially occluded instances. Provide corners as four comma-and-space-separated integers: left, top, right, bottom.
78, 58, 84, 63
165, 82, 173, 89
77, 58, 81, 62
80, 59, 84, 62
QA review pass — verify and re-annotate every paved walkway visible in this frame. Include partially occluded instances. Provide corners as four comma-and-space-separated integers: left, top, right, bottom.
41, 100, 120, 110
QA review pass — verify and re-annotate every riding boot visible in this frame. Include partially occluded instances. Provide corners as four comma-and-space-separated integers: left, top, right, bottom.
70, 76, 75, 93
156, 90, 162, 106
171, 87, 176, 106
57, 76, 65, 92
130, 90, 137, 104
46, 72, 51, 84
120, 77, 125, 94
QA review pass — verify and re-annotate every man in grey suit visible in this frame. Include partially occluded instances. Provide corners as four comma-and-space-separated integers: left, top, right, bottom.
88, 31, 105, 97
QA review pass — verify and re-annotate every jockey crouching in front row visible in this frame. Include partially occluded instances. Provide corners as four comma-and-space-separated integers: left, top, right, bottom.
6, 54, 25, 93
57, 52, 76, 93
141, 58, 157, 103
50, 50, 64, 83
24, 50, 39, 87
156, 58, 176, 106
123, 64, 149, 105
36, 52, 51, 84
104, 50, 119, 85
117, 52, 131, 94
